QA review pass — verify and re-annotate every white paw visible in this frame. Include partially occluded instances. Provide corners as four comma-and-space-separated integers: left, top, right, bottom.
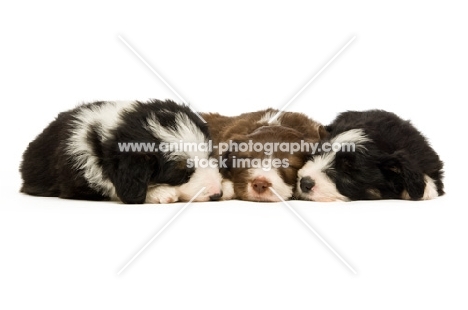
422, 175, 438, 200
221, 179, 236, 200
146, 186, 179, 204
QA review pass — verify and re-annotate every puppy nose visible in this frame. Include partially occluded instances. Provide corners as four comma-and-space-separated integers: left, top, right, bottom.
252, 178, 271, 194
209, 191, 223, 201
300, 176, 315, 193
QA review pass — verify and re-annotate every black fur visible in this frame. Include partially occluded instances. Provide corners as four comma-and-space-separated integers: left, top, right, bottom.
301, 110, 444, 201
20, 99, 209, 204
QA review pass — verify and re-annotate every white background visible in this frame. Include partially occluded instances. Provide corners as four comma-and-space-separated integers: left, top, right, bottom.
1, 1, 467, 309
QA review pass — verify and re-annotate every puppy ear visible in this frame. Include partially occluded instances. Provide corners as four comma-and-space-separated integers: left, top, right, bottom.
317, 125, 329, 140
110, 153, 155, 204
335, 152, 356, 172
379, 151, 425, 200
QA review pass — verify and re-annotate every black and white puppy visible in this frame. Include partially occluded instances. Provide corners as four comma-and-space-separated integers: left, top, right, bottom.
20, 99, 230, 204
296, 110, 444, 201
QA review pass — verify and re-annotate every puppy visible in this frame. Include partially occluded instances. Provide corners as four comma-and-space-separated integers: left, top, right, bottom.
20, 99, 225, 204
201, 109, 327, 202
296, 110, 444, 201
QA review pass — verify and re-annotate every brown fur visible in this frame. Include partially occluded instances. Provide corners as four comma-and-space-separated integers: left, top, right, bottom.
201, 108, 327, 201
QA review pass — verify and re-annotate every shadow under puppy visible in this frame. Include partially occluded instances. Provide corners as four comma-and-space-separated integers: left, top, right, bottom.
296, 110, 444, 202
201, 109, 327, 202
20, 99, 226, 204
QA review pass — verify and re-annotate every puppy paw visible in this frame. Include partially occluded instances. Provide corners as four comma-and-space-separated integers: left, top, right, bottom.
221, 179, 236, 200
146, 186, 179, 204
402, 175, 439, 200
422, 175, 438, 200
405, 173, 426, 200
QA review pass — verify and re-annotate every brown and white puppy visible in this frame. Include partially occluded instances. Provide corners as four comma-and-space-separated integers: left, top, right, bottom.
201, 109, 326, 202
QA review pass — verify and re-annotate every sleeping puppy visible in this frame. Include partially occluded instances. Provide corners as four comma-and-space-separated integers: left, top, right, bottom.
296, 110, 444, 201
201, 109, 327, 202
20, 99, 226, 204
